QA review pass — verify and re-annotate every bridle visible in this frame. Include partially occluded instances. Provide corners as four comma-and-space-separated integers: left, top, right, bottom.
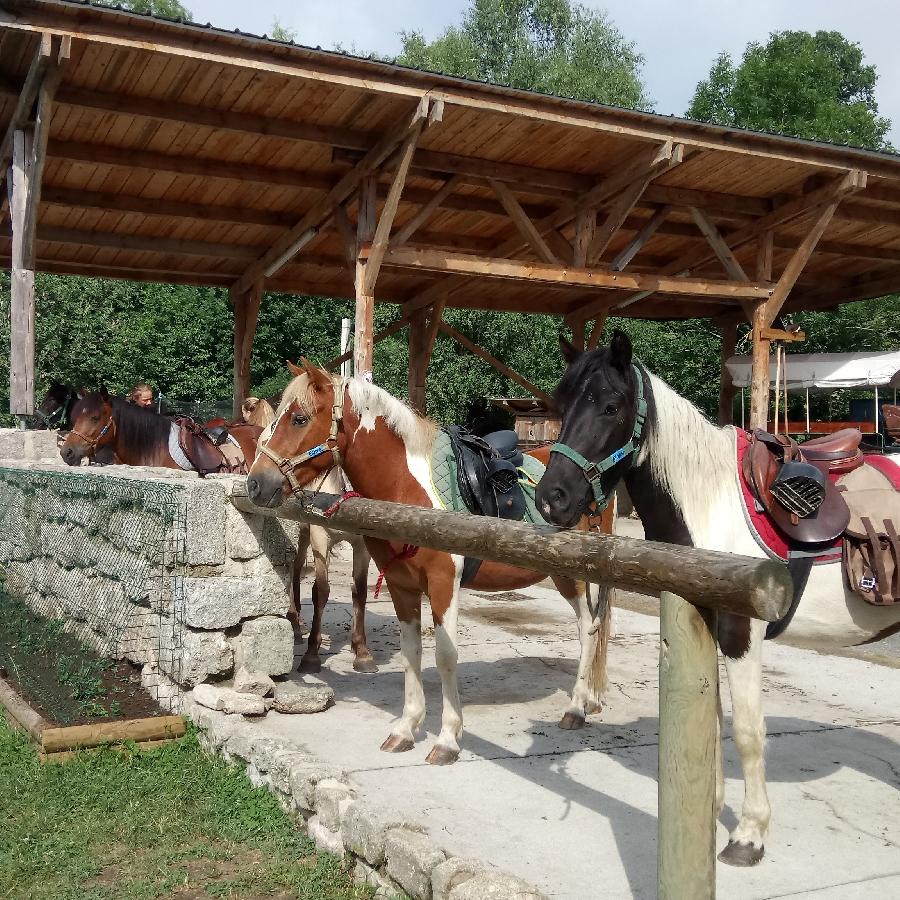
69, 414, 114, 457
37, 387, 78, 429
550, 362, 647, 513
257, 378, 345, 495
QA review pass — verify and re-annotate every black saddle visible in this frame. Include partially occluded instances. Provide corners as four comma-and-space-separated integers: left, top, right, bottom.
446, 427, 527, 585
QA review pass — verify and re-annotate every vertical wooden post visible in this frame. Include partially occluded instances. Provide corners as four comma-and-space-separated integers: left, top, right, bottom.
658, 591, 718, 900
10, 128, 35, 420
573, 208, 596, 267
407, 298, 445, 414
586, 313, 608, 351
717, 316, 739, 425
232, 279, 263, 420
354, 175, 377, 380
749, 233, 774, 429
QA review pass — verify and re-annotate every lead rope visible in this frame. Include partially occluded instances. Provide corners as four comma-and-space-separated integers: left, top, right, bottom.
373, 544, 420, 599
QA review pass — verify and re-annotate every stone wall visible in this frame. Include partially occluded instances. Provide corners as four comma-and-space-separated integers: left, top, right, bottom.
0, 460, 301, 706
0, 427, 60, 462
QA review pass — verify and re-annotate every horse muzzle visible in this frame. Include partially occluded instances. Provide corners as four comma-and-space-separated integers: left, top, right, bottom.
246, 469, 286, 508
60, 443, 84, 467
535, 479, 586, 529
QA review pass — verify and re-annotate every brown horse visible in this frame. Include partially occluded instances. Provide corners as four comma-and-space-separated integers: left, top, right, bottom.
247, 361, 613, 765
60, 388, 260, 469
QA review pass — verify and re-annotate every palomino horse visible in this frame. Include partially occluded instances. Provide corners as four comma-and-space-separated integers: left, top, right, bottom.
535, 330, 900, 867
246, 361, 613, 765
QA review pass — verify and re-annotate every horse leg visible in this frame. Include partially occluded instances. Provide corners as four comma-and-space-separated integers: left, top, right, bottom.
287, 526, 311, 639
426, 574, 463, 766
719, 618, 770, 867
298, 528, 331, 674
716, 681, 725, 818
349, 537, 377, 674
551, 577, 610, 730
381, 584, 425, 754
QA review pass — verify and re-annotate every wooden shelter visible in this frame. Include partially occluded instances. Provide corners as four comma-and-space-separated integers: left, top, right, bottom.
4, 0, 900, 426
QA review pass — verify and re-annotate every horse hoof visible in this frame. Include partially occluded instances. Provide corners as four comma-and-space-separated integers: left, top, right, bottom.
425, 745, 459, 766
718, 841, 764, 867
298, 657, 322, 674
353, 656, 379, 674
558, 711, 586, 730
380, 734, 414, 753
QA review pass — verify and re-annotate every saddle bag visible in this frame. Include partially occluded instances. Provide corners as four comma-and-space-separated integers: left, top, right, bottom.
839, 464, 900, 606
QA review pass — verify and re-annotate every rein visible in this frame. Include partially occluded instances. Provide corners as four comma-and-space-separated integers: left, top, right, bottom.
258, 379, 345, 495
550, 362, 647, 512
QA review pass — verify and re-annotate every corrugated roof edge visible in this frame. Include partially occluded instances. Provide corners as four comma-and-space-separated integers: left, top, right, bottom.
23, 0, 900, 169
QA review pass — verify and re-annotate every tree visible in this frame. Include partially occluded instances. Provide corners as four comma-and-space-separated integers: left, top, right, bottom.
95, 0, 191, 19
688, 31, 892, 150
396, 0, 651, 110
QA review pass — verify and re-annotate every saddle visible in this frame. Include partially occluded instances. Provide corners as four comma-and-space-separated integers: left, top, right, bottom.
175, 417, 249, 476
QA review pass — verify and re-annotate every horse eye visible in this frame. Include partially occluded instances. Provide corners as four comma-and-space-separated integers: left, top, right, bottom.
91, 414, 100, 422
603, 404, 618, 416
292, 413, 309, 427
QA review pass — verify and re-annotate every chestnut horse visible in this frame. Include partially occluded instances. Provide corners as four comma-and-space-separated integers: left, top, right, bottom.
246, 361, 613, 765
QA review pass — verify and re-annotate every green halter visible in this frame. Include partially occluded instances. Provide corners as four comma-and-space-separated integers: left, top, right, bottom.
550, 363, 647, 512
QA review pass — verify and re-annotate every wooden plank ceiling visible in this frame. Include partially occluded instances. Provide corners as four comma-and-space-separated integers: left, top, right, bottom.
4, 0, 900, 320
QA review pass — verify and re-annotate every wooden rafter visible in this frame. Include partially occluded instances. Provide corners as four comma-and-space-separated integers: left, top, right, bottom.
688, 207, 748, 281
489, 179, 559, 264
234, 96, 432, 295
587, 175, 654, 264
391, 174, 463, 247
610, 205, 670, 271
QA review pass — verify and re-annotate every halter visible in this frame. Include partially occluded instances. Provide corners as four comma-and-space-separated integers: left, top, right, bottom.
69, 415, 114, 456
550, 363, 647, 513
38, 388, 77, 429
257, 378, 345, 495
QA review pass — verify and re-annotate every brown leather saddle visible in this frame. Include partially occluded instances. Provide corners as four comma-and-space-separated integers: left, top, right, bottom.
175, 417, 249, 476
743, 428, 862, 544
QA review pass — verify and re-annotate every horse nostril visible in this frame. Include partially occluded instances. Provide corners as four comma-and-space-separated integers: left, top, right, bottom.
551, 487, 566, 505
247, 476, 260, 500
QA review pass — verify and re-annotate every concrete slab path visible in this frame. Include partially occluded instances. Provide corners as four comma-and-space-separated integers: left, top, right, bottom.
253, 540, 900, 899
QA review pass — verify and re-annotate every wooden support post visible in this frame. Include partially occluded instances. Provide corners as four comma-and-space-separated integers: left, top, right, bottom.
573, 208, 596, 268
749, 233, 773, 430
718, 316, 740, 425
570, 317, 586, 351
587, 313, 608, 350
10, 128, 35, 419
231, 278, 264, 419
409, 297, 447, 410
657, 592, 718, 900
354, 175, 377, 380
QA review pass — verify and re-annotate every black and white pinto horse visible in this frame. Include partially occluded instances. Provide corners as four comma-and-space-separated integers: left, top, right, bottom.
536, 330, 900, 867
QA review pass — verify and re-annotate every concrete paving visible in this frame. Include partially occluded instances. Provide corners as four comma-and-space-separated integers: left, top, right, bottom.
254, 539, 900, 899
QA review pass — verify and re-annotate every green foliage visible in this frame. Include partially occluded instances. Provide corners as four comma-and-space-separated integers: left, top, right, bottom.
0, 720, 371, 900
688, 31, 892, 150
94, 0, 192, 19
396, 0, 651, 110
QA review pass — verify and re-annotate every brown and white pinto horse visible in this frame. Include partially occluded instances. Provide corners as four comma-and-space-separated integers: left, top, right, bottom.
246, 361, 613, 765
536, 330, 900, 866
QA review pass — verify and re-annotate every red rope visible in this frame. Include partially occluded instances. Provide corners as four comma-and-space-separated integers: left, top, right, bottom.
322, 490, 361, 519
374, 543, 419, 598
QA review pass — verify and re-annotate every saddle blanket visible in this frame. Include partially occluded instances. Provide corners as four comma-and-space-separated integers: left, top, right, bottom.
429, 429, 547, 524
735, 428, 841, 564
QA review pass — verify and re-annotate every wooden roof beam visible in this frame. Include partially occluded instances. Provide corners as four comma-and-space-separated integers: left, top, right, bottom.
610, 205, 671, 271
688, 207, 748, 281
233, 95, 433, 294
375, 247, 771, 299
587, 173, 654, 264
490, 178, 559, 264
391, 174, 463, 247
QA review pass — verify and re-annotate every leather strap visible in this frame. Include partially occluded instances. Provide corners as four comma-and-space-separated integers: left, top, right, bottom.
69, 415, 114, 456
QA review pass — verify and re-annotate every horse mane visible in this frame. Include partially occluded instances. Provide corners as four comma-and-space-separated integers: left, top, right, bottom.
639, 370, 735, 538
279, 371, 437, 458
110, 396, 172, 454
243, 397, 275, 427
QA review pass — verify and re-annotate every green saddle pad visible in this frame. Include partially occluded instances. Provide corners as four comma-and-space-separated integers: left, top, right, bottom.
429, 430, 547, 525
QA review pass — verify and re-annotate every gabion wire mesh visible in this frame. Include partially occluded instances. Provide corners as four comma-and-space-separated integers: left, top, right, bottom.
0, 467, 186, 723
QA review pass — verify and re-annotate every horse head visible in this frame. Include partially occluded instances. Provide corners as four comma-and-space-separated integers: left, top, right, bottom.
60, 387, 115, 466
36, 381, 80, 429
537, 329, 645, 527
246, 359, 342, 508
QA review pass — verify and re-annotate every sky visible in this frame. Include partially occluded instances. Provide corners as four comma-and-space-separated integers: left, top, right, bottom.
186, 0, 900, 146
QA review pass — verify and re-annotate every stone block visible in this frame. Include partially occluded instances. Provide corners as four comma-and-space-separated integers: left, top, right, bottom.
449, 872, 546, 900
167, 627, 233, 687
315, 780, 356, 832
181, 575, 288, 629
234, 668, 276, 697
262, 517, 304, 565
432, 859, 488, 900
231, 616, 294, 676
184, 479, 226, 567
342, 801, 420, 867
289, 759, 348, 813
269, 750, 316, 795
307, 815, 345, 856
225, 504, 267, 560
272, 681, 334, 714
193, 684, 266, 716
386, 828, 446, 900
353, 860, 406, 900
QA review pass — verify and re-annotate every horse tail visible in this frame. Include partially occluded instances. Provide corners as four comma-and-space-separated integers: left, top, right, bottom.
586, 584, 612, 710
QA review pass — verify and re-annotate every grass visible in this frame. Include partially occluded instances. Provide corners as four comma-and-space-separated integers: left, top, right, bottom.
0, 717, 373, 900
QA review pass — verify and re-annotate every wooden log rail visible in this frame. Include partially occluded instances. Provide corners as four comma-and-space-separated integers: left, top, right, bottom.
230, 482, 792, 621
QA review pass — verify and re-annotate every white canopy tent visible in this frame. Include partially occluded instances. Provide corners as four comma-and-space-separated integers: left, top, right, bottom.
725, 351, 900, 391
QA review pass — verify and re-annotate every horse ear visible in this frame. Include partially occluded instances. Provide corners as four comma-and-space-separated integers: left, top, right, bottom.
98, 386, 110, 400
609, 329, 633, 373
286, 359, 304, 376
559, 335, 581, 366
301, 357, 332, 390
76, 387, 86, 399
